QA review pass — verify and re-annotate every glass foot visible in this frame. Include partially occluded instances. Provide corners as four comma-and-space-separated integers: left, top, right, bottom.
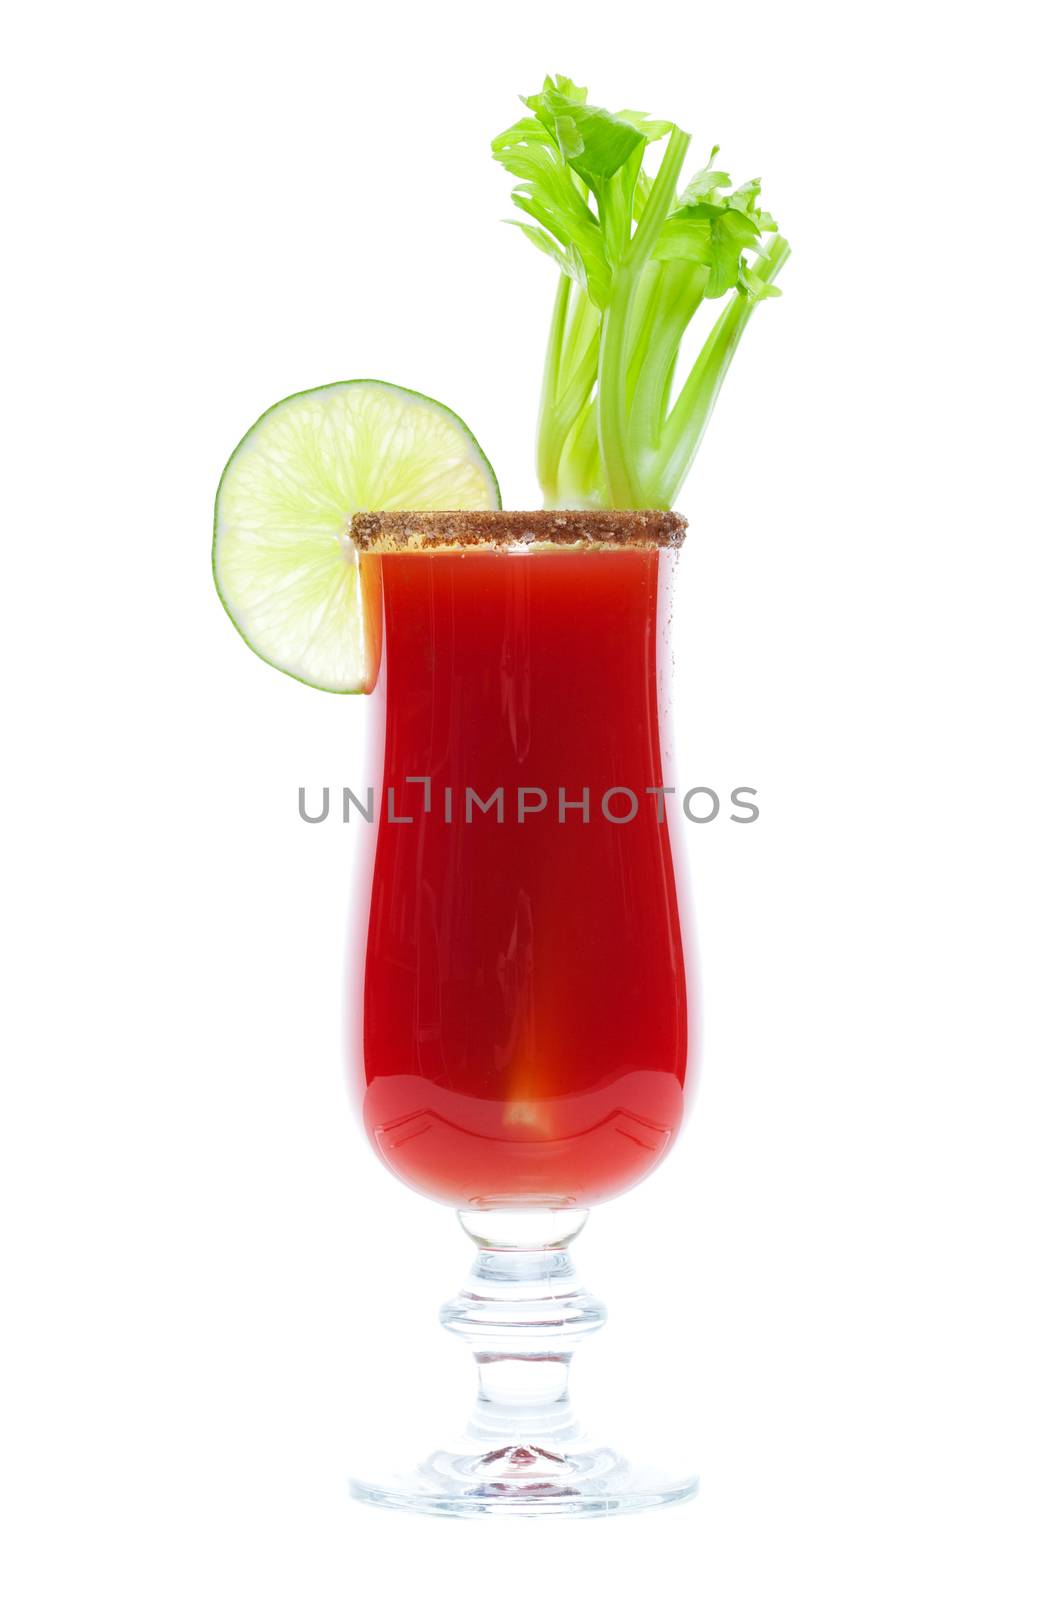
348, 1209, 698, 1518
350, 1441, 697, 1518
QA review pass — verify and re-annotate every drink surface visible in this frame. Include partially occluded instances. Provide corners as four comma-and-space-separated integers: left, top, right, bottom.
353, 548, 690, 1207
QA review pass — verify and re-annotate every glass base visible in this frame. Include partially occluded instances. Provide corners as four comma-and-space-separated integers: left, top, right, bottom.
349, 1442, 697, 1518
348, 1208, 698, 1518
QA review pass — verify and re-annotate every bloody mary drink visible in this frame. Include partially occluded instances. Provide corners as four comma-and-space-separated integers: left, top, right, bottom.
352, 510, 692, 1210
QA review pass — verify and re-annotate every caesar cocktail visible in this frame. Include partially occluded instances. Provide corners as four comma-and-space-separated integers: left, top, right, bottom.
214, 75, 787, 1517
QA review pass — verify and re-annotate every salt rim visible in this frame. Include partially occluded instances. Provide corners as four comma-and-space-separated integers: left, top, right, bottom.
349, 508, 686, 551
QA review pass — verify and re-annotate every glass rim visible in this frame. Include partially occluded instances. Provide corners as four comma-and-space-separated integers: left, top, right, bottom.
349, 509, 687, 551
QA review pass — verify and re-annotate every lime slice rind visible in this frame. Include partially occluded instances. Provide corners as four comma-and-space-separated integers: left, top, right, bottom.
213, 379, 500, 692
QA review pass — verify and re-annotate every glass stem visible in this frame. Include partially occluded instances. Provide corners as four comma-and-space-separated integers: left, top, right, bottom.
441, 1209, 605, 1460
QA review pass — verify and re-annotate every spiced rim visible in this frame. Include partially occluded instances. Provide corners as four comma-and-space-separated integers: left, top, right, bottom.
349, 509, 686, 550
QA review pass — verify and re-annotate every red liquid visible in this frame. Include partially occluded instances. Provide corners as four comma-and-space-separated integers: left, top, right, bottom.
352, 549, 691, 1208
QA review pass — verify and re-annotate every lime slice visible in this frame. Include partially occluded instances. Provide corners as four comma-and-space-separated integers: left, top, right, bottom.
213, 380, 500, 691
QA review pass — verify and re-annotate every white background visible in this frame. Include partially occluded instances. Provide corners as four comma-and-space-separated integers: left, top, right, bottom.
3, 1, 1047, 1594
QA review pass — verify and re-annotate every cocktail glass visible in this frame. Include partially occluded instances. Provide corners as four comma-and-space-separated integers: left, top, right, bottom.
346, 509, 697, 1516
